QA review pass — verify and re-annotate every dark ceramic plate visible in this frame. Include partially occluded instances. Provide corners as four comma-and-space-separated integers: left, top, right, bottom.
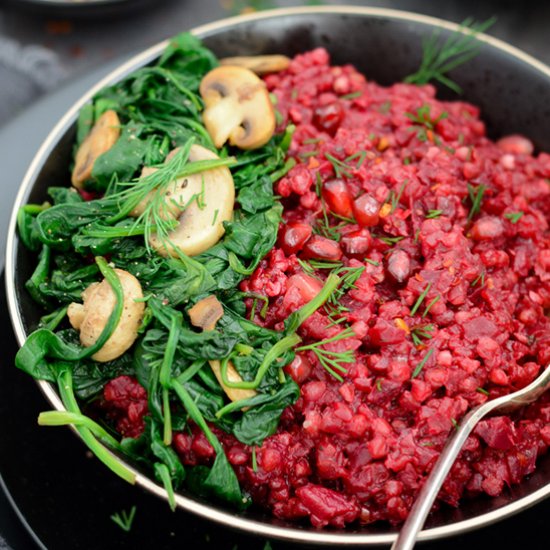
5, 6, 550, 546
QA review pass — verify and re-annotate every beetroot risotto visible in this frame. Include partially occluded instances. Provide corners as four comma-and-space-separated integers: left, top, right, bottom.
16, 34, 550, 530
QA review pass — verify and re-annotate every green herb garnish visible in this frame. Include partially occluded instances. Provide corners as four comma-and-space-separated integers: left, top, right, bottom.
405, 17, 496, 94
504, 211, 524, 224
412, 348, 434, 378
110, 506, 137, 532
410, 282, 432, 316
296, 327, 356, 382
405, 104, 448, 144
425, 209, 443, 219
422, 295, 441, 317
410, 324, 435, 346
467, 182, 486, 222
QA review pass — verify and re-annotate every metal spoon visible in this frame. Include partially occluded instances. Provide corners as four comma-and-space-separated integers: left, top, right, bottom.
391, 365, 550, 550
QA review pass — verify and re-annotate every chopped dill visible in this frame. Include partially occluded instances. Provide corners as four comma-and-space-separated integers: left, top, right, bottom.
425, 209, 443, 219
308, 259, 344, 270
476, 387, 489, 396
296, 258, 315, 275
110, 506, 137, 532
297, 327, 356, 382
412, 348, 434, 378
389, 179, 409, 213
324, 150, 367, 179
504, 211, 524, 224
471, 270, 486, 288
422, 295, 441, 317
345, 150, 367, 169
248, 294, 269, 320
251, 446, 258, 472
340, 90, 362, 100
411, 324, 435, 346
405, 104, 448, 144
378, 100, 392, 114
466, 182, 486, 222
303, 137, 322, 145
365, 258, 380, 266
410, 282, 432, 316
298, 150, 320, 159
315, 172, 323, 198
325, 153, 353, 179
375, 235, 405, 246
211, 208, 219, 226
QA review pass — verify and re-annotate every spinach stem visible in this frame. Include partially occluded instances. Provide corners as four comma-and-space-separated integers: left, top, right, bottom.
57, 369, 136, 484
38, 410, 121, 449
160, 315, 179, 445
285, 273, 341, 333
171, 379, 223, 454
220, 333, 301, 390
88, 256, 125, 357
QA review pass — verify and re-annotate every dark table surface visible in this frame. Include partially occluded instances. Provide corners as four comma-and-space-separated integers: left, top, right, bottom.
1, 1, 549, 549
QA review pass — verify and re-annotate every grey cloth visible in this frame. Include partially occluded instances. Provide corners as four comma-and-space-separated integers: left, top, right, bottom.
0, 35, 66, 123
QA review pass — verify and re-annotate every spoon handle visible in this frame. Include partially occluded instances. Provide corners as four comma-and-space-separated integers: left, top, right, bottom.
390, 405, 484, 550
391, 365, 550, 550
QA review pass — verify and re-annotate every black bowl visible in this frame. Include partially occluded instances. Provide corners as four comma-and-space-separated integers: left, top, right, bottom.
6, 6, 550, 546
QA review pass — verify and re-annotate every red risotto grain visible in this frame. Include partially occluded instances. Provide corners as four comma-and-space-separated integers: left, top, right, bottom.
104, 48, 550, 528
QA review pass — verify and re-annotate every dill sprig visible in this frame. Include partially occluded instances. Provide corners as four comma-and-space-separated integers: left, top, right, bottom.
314, 190, 346, 242
405, 105, 448, 144
504, 211, 524, 224
106, 140, 236, 251
471, 270, 486, 288
410, 324, 435, 346
467, 183, 486, 222
325, 266, 365, 316
309, 259, 344, 270
297, 327, 356, 382
324, 151, 367, 179
425, 209, 443, 219
410, 282, 432, 315
389, 179, 409, 213
247, 293, 269, 321
422, 295, 441, 317
375, 235, 405, 246
110, 506, 137, 532
405, 17, 497, 94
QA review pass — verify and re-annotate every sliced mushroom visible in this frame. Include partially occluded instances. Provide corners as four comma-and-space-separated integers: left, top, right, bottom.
219, 55, 291, 75
209, 359, 257, 403
67, 268, 145, 362
188, 295, 224, 331
188, 295, 257, 403
200, 66, 276, 150
130, 144, 235, 257
71, 109, 121, 189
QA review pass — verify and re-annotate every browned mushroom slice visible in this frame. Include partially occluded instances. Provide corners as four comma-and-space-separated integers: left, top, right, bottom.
188, 295, 257, 403
219, 54, 291, 75
188, 295, 224, 331
200, 65, 276, 150
71, 109, 121, 189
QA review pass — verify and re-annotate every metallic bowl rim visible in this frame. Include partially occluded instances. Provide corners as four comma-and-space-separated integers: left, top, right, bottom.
5, 5, 550, 546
